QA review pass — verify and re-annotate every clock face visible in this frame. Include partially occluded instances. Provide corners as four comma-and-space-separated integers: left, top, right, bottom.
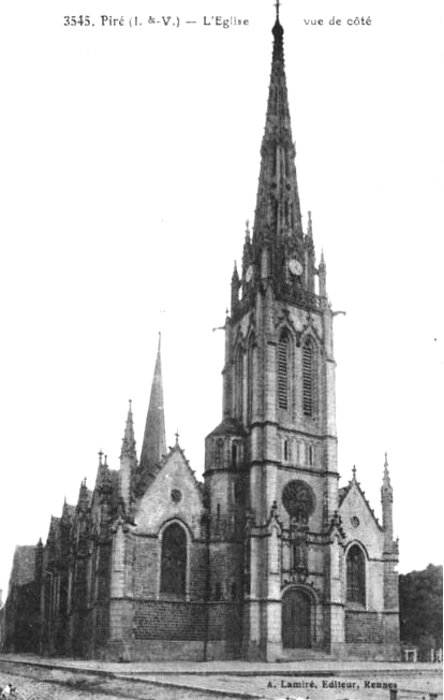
246, 265, 253, 282
289, 259, 303, 276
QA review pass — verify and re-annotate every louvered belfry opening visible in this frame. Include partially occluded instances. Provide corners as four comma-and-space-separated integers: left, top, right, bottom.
278, 330, 289, 410
302, 339, 313, 416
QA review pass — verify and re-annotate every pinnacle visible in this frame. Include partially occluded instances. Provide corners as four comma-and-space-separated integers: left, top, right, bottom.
382, 452, 392, 489
77, 477, 90, 510
120, 399, 137, 460
307, 211, 313, 236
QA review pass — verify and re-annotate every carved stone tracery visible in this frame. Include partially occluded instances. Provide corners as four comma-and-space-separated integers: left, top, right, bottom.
282, 479, 315, 523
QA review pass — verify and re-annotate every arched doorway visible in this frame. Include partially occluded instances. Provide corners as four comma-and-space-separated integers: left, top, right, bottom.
282, 588, 312, 648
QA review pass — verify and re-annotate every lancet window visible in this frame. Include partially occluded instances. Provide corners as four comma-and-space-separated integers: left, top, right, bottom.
234, 346, 244, 419
160, 523, 187, 597
346, 544, 366, 606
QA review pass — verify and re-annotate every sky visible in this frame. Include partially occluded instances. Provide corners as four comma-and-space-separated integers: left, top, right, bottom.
0, 0, 443, 598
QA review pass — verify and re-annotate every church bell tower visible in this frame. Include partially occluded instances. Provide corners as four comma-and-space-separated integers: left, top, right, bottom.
204, 6, 344, 661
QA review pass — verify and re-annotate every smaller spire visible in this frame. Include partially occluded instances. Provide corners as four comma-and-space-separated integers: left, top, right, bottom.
175, 429, 180, 446
139, 335, 167, 477
320, 248, 326, 267
98, 450, 103, 466
352, 465, 357, 480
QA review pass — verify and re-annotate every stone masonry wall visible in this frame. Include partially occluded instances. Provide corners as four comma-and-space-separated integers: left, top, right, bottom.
345, 610, 384, 643
133, 600, 206, 640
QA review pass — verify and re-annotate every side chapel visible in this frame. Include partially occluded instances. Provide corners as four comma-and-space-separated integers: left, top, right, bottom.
2, 8, 400, 661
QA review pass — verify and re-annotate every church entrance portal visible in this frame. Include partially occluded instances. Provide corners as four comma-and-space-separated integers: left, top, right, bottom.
282, 588, 311, 649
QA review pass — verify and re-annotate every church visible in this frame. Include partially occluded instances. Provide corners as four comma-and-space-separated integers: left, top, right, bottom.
2, 9, 400, 661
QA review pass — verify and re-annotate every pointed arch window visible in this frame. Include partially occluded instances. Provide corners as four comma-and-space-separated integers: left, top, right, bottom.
346, 544, 366, 606
247, 335, 255, 422
160, 523, 187, 597
283, 439, 289, 461
302, 338, 314, 417
234, 346, 244, 420
278, 330, 290, 410
216, 438, 224, 468
232, 441, 238, 468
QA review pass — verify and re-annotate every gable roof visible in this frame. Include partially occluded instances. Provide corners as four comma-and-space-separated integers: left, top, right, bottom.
339, 473, 383, 531
135, 442, 202, 500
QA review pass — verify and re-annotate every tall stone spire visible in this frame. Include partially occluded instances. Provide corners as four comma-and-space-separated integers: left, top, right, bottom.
252, 8, 303, 262
227, 6, 321, 320
139, 334, 167, 477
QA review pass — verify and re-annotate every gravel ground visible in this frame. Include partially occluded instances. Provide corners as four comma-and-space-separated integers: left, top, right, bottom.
0, 664, 237, 700
0, 659, 442, 700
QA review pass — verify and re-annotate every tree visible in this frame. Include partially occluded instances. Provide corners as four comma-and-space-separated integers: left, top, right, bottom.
399, 564, 442, 660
